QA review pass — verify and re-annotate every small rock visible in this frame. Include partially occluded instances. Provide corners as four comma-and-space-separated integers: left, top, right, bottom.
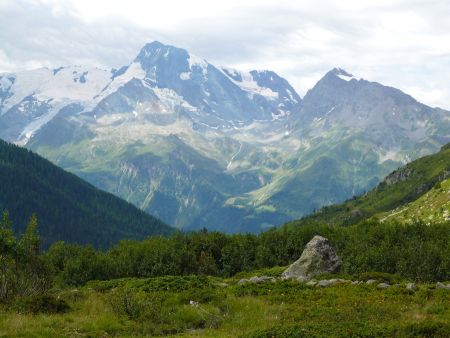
377, 283, 390, 289
237, 278, 249, 285
249, 276, 276, 284
406, 283, 416, 291
189, 300, 199, 307
366, 279, 377, 285
436, 282, 450, 290
306, 280, 317, 286
214, 282, 229, 288
238, 276, 275, 285
317, 280, 333, 287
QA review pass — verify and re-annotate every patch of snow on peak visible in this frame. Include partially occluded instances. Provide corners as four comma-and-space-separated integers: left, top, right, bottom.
220, 66, 241, 81
333, 68, 359, 82
38, 66, 111, 102
97, 62, 146, 101
220, 67, 278, 99
187, 53, 208, 75
17, 101, 70, 145
336, 73, 356, 82
180, 72, 191, 80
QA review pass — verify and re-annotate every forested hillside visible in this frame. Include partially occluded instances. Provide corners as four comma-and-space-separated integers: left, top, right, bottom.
0, 139, 173, 248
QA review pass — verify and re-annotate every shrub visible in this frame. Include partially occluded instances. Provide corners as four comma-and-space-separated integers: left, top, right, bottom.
358, 272, 401, 284
109, 288, 162, 321
14, 295, 70, 314
402, 321, 450, 338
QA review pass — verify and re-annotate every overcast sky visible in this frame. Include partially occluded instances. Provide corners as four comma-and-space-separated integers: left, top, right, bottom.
1, 0, 449, 109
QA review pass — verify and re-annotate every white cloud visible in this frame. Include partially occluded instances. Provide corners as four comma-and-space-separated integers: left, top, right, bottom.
0, 0, 449, 109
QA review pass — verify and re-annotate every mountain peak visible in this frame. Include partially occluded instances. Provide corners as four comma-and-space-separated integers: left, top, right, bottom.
328, 68, 358, 82
331, 67, 353, 77
135, 41, 177, 61
134, 41, 208, 73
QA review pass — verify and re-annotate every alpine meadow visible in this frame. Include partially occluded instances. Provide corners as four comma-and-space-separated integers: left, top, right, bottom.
0, 1, 449, 337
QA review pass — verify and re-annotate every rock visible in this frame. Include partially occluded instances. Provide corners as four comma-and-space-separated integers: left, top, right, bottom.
214, 282, 229, 288
306, 280, 317, 286
317, 280, 333, 287
406, 283, 416, 291
366, 279, 377, 285
189, 300, 199, 307
250, 276, 276, 283
238, 276, 275, 285
237, 278, 249, 285
377, 283, 390, 289
436, 282, 450, 290
282, 235, 341, 280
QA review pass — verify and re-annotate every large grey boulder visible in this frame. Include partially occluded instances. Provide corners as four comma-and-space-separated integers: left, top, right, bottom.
282, 235, 341, 280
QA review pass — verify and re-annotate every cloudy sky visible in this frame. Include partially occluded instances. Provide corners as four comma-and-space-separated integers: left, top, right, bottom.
1, 0, 449, 109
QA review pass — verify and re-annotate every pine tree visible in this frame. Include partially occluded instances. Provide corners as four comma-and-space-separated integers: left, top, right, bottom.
0, 210, 16, 255
19, 214, 40, 259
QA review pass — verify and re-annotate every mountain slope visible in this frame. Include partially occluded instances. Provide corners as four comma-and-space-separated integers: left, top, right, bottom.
294, 143, 450, 226
0, 139, 173, 248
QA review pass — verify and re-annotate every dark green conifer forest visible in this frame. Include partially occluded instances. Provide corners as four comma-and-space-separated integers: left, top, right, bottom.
0, 139, 173, 248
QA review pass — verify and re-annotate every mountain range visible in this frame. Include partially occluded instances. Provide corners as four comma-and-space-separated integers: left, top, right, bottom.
1, 41, 449, 232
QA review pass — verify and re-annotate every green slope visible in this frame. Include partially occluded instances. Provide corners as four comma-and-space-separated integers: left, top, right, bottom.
293, 143, 450, 226
376, 177, 450, 224
0, 139, 174, 248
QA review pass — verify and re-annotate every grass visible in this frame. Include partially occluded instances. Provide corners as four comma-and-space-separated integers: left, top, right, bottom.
0, 275, 449, 337
377, 178, 450, 225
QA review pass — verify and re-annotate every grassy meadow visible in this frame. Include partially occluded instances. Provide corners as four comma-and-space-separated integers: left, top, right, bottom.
0, 273, 449, 337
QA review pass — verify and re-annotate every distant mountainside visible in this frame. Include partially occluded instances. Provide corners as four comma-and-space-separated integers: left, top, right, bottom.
1, 42, 449, 232
294, 143, 450, 226
0, 139, 173, 248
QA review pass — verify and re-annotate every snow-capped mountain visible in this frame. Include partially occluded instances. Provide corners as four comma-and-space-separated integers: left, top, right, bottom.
1, 41, 300, 145
0, 66, 111, 144
1, 41, 448, 232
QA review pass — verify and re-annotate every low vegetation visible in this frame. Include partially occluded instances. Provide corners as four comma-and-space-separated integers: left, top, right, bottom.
0, 274, 449, 337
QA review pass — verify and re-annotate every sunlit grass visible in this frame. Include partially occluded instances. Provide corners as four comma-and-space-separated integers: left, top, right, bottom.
1, 276, 449, 337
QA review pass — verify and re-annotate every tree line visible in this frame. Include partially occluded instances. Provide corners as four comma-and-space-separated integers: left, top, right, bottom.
1, 210, 449, 303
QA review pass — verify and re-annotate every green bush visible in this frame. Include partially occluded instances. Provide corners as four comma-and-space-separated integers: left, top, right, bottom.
109, 288, 162, 321
358, 272, 401, 283
402, 321, 450, 338
14, 295, 70, 314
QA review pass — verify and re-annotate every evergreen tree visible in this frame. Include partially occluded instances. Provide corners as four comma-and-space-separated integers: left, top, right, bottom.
0, 210, 16, 255
19, 214, 40, 259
